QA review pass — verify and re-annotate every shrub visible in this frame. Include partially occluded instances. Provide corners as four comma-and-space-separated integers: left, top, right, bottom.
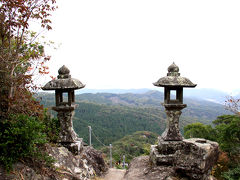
212, 151, 230, 179
0, 114, 48, 170
184, 122, 216, 141
42, 109, 60, 142
222, 164, 240, 180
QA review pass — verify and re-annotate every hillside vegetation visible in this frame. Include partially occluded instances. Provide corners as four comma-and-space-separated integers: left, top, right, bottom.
39, 91, 229, 147
100, 131, 158, 164
75, 90, 229, 121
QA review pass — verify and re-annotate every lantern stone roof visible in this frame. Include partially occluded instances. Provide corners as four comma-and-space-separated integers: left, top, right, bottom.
153, 62, 197, 87
42, 65, 85, 90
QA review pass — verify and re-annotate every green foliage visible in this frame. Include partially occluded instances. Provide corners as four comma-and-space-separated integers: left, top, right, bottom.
115, 164, 124, 169
213, 115, 240, 155
184, 122, 216, 141
0, 114, 47, 170
0, 0, 58, 172
142, 143, 152, 155
222, 164, 240, 180
76, 91, 228, 122
212, 151, 230, 179
184, 115, 240, 180
39, 90, 228, 124
38, 91, 232, 172
72, 102, 165, 148
101, 131, 158, 164
184, 115, 240, 156
39, 92, 226, 148
42, 109, 60, 142
0, 0, 57, 118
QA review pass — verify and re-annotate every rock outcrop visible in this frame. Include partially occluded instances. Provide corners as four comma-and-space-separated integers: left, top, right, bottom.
125, 138, 219, 180
152, 138, 219, 179
125, 156, 176, 180
0, 144, 108, 180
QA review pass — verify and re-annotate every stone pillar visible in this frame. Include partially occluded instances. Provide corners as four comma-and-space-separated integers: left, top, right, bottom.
53, 106, 83, 154
161, 109, 183, 141
56, 109, 78, 142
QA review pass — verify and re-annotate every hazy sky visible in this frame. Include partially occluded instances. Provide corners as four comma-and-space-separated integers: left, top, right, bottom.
41, 0, 240, 93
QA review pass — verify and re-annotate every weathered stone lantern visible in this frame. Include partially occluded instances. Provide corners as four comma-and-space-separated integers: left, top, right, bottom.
150, 63, 219, 179
153, 62, 196, 141
42, 65, 85, 153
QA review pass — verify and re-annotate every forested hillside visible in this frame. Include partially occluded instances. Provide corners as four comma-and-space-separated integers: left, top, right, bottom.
101, 131, 158, 164
75, 90, 229, 121
73, 102, 166, 147
39, 91, 229, 147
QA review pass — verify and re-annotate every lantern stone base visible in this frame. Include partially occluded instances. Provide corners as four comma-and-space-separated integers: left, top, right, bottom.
53, 105, 83, 155
150, 138, 219, 180
61, 139, 83, 155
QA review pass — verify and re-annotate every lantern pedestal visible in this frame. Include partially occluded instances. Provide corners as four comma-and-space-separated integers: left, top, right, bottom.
53, 105, 78, 142
53, 105, 83, 154
161, 104, 186, 141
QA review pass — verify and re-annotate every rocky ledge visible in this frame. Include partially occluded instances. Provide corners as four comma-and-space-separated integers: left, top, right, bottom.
125, 138, 219, 180
0, 144, 108, 180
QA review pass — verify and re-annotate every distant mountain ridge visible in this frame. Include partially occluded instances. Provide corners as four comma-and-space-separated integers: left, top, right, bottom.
75, 88, 235, 104
38, 90, 230, 147
74, 90, 229, 120
184, 88, 228, 104
75, 88, 151, 95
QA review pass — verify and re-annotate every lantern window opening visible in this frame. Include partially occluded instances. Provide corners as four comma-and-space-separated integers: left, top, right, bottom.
63, 92, 68, 103
170, 90, 177, 100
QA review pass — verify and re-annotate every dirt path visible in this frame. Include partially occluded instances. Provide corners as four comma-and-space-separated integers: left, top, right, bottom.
103, 168, 126, 180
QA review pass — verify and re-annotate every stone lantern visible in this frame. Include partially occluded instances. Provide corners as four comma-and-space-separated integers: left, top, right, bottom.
153, 62, 196, 141
150, 63, 219, 179
42, 65, 85, 153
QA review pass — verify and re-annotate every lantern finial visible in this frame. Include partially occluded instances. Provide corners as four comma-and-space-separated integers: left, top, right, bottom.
167, 62, 180, 76
58, 65, 71, 79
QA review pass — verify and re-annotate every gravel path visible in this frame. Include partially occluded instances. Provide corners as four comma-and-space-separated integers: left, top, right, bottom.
103, 168, 126, 180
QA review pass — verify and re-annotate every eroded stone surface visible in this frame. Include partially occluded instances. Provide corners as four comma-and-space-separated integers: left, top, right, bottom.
161, 110, 183, 141
47, 145, 108, 179
124, 156, 176, 180
42, 65, 85, 155
80, 146, 108, 176
147, 63, 217, 179
54, 109, 79, 143
150, 138, 219, 180
52, 106, 84, 155
42, 65, 85, 90
0, 145, 108, 180
153, 62, 196, 88
126, 146, 218, 180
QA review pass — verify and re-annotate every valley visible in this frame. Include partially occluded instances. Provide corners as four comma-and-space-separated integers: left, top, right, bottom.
39, 90, 230, 148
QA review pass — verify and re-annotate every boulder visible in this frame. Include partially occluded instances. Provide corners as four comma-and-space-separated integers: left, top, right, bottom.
0, 144, 108, 180
125, 154, 217, 180
80, 146, 108, 176
149, 138, 219, 180
124, 156, 176, 180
